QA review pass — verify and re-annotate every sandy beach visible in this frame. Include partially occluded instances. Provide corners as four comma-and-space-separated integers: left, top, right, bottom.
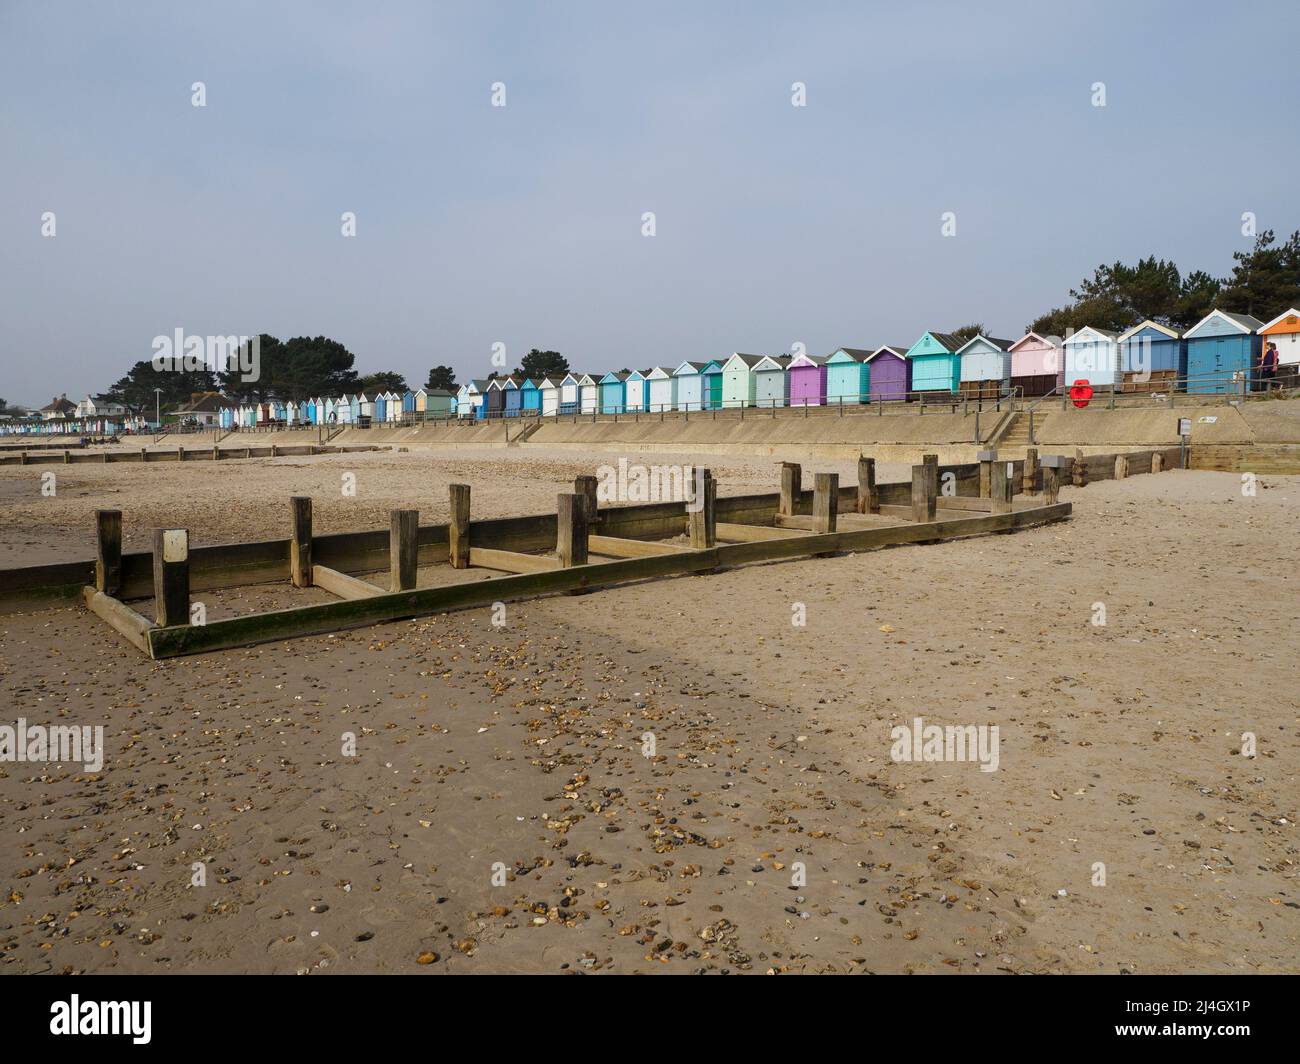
0, 451, 1296, 974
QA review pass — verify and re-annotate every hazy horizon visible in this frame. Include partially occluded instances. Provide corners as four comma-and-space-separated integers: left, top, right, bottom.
3, 0, 1298, 406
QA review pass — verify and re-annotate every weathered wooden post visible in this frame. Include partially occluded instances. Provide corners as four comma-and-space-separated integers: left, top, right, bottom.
1114, 454, 1129, 480
856, 455, 878, 514
177, 446, 184, 462
1072, 448, 1087, 488
813, 472, 838, 533
779, 462, 801, 516
140, 447, 148, 463
270, 443, 278, 458
574, 474, 599, 525
1152, 451, 1164, 474
1041, 455, 1067, 504
556, 493, 588, 567
449, 483, 471, 569
290, 496, 312, 588
95, 509, 122, 596
911, 464, 936, 523
923, 453, 939, 507
978, 448, 997, 498
1023, 447, 1038, 496
989, 460, 1013, 514
152, 528, 190, 627
389, 509, 419, 592
212, 445, 220, 462
63, 450, 71, 464
688, 470, 717, 548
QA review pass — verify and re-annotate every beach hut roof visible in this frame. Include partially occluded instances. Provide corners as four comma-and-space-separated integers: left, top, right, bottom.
1257, 308, 1300, 333
1117, 320, 1181, 342
789, 352, 828, 367
753, 354, 792, 371
501, 377, 520, 390
538, 376, 561, 388
1008, 332, 1063, 352
955, 334, 1014, 355
723, 352, 766, 370
645, 366, 676, 379
625, 368, 648, 381
826, 347, 873, 362
426, 388, 455, 397
1062, 326, 1120, 345
673, 361, 709, 375
600, 370, 631, 383
864, 346, 907, 362
908, 332, 964, 355
577, 373, 598, 386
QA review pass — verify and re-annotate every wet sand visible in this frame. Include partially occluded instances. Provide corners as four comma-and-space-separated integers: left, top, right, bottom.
0, 451, 1296, 974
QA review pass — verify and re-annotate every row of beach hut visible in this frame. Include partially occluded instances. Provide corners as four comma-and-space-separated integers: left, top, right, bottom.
212, 308, 1298, 426
217, 388, 456, 428
451, 309, 1297, 417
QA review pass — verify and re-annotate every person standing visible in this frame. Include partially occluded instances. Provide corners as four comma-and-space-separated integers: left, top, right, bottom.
1259, 341, 1279, 391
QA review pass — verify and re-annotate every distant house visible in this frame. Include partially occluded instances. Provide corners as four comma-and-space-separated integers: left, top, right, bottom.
75, 394, 127, 419
174, 392, 225, 427
40, 394, 77, 420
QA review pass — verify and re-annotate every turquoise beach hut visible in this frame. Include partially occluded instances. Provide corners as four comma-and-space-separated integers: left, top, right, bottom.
825, 348, 872, 406
907, 332, 964, 394
702, 361, 724, 409
521, 378, 541, 414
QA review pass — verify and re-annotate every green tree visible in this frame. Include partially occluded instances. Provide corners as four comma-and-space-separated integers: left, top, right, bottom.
424, 365, 457, 391
1029, 255, 1218, 335
103, 360, 219, 418
1218, 230, 1300, 321
516, 349, 569, 379
358, 371, 409, 394
947, 323, 986, 344
218, 335, 361, 402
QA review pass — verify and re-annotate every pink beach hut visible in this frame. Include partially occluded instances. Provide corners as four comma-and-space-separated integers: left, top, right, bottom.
1008, 332, 1065, 398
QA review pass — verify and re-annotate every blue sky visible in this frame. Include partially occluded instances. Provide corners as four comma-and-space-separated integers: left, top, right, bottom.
2, 0, 1297, 404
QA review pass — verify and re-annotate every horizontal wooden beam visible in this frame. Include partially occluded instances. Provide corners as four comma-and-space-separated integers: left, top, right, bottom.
468, 547, 562, 574
81, 585, 154, 654
145, 503, 1072, 658
312, 564, 384, 600
715, 521, 812, 542
587, 534, 693, 558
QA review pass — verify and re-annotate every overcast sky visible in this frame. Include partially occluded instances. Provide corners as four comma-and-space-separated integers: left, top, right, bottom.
2, 0, 1297, 404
